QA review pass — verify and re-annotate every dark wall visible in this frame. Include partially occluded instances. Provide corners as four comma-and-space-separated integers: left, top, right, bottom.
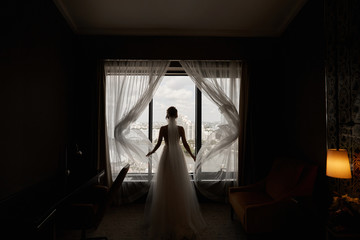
250, 0, 327, 216
215, 1, 325, 185
251, 0, 325, 176
78, 35, 279, 61
280, 0, 327, 213
76, 0, 325, 180
0, 0, 76, 200
280, 0, 325, 165
0, 0, 325, 205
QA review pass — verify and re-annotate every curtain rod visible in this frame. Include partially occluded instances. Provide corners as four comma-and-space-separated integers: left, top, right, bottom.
104, 59, 242, 62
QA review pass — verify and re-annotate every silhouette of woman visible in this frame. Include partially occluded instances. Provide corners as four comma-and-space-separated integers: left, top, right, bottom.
144, 106, 206, 239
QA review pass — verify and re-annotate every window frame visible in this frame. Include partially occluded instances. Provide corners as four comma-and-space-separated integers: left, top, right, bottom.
106, 61, 239, 182
145, 62, 203, 176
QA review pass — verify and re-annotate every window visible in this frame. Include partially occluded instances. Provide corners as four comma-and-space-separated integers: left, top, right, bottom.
131, 75, 222, 175
106, 61, 239, 182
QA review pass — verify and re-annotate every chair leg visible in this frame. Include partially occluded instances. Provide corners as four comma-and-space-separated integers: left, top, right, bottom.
230, 205, 234, 221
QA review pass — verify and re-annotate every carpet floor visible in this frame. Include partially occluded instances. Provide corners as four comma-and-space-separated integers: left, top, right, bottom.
56, 202, 248, 240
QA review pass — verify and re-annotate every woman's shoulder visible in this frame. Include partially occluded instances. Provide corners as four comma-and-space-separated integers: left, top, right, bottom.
161, 125, 183, 130
161, 124, 182, 127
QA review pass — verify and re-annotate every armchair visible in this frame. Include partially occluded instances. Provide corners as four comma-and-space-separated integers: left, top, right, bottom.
58, 164, 130, 240
228, 158, 318, 234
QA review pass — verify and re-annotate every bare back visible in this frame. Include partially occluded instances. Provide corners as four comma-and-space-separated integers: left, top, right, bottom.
147, 122, 195, 161
160, 125, 184, 144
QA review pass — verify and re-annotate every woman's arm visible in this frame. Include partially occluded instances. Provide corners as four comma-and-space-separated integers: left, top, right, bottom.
179, 126, 196, 161
146, 126, 164, 157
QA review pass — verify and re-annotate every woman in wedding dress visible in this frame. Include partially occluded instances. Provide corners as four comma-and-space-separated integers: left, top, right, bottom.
144, 106, 207, 239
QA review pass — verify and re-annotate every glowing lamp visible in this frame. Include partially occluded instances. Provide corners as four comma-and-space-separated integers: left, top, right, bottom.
326, 149, 352, 179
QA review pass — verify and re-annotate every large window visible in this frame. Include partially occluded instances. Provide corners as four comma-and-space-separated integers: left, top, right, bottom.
105, 61, 240, 184
130, 75, 221, 174
105, 60, 242, 203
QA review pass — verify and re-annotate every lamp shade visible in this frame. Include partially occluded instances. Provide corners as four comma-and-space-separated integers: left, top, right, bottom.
326, 149, 352, 179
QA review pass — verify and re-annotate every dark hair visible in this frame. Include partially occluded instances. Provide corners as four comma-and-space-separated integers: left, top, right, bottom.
166, 106, 178, 119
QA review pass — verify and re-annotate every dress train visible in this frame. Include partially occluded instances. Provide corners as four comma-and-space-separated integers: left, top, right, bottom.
144, 118, 206, 239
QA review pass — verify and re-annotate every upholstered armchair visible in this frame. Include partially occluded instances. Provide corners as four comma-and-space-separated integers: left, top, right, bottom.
58, 164, 130, 240
228, 158, 318, 234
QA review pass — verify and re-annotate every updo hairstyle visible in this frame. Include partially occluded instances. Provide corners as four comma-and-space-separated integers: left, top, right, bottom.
166, 106, 178, 119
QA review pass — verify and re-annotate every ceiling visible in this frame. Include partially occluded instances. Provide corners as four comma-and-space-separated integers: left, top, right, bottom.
53, 0, 308, 37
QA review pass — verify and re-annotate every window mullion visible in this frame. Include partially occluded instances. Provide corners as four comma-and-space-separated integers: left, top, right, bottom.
148, 100, 153, 179
195, 87, 202, 179
149, 100, 153, 142
195, 87, 202, 154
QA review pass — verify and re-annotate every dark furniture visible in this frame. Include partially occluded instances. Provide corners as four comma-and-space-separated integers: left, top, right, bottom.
0, 170, 105, 240
228, 157, 318, 234
57, 164, 130, 240
326, 201, 360, 240
326, 226, 360, 240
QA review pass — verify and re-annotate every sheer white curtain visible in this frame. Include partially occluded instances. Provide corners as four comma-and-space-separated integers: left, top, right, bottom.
105, 60, 170, 203
180, 60, 241, 202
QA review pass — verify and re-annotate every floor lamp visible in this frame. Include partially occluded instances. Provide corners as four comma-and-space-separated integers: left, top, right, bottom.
326, 148, 352, 195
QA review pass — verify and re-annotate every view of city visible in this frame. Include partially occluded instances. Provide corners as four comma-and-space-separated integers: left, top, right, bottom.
131, 116, 221, 173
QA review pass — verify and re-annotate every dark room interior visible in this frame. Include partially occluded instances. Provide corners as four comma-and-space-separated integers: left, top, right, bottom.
1, 0, 360, 239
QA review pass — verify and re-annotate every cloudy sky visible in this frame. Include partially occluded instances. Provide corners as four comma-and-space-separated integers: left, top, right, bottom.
137, 76, 221, 123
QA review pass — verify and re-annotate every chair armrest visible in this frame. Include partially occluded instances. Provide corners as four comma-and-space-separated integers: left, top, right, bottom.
246, 198, 294, 214
74, 185, 109, 204
229, 179, 266, 193
69, 203, 97, 214
90, 185, 109, 198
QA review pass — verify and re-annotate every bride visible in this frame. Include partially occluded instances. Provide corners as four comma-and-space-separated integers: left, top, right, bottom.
144, 106, 207, 239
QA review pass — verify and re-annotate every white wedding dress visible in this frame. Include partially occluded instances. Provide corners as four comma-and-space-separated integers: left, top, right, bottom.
144, 118, 206, 239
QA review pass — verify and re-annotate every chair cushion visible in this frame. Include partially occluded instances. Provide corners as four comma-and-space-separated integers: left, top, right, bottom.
265, 159, 304, 200
229, 191, 273, 222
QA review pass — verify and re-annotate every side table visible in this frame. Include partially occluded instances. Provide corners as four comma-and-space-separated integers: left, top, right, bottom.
326, 225, 360, 240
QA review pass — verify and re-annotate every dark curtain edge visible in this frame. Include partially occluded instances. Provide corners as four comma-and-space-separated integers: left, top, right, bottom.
97, 59, 111, 187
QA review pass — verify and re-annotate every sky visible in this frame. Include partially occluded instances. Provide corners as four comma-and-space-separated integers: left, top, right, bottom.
137, 76, 221, 123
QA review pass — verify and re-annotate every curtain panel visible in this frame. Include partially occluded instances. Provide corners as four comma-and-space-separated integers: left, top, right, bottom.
180, 60, 245, 202
237, 61, 253, 186
97, 60, 112, 187
104, 60, 170, 203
